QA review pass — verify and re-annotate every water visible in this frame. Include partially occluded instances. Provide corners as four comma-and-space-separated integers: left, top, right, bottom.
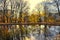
0, 25, 60, 40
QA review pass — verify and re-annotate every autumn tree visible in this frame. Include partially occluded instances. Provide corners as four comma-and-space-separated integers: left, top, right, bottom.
35, 3, 41, 15
35, 3, 46, 22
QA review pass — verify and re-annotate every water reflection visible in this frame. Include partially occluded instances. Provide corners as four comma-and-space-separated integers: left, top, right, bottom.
0, 25, 60, 40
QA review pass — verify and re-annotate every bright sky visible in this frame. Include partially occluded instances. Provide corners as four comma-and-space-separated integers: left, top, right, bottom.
25, 0, 45, 12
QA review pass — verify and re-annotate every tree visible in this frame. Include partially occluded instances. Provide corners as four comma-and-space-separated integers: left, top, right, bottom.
15, 0, 29, 39
35, 3, 42, 22
15, 0, 29, 23
53, 0, 60, 16
35, 3, 41, 15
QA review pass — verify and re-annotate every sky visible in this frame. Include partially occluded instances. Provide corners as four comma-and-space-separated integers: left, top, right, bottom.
26, 0, 45, 12
25, 0, 53, 13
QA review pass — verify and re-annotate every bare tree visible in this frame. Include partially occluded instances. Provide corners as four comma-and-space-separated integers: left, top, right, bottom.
53, 0, 60, 16
14, 0, 29, 40
15, 0, 29, 23
2, 0, 13, 23
3, 0, 6, 23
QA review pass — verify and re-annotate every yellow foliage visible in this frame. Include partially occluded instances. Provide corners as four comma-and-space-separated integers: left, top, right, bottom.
40, 11, 46, 16
28, 14, 40, 23
47, 16, 55, 23
25, 37, 30, 40
29, 14, 35, 23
